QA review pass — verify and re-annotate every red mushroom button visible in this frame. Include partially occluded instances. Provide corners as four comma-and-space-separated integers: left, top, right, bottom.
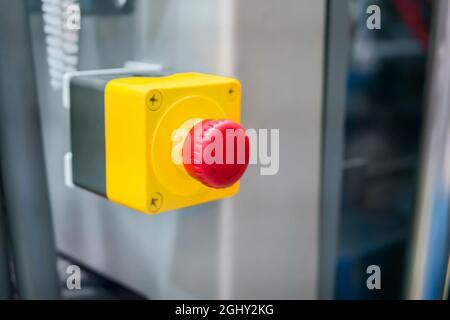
182, 119, 250, 189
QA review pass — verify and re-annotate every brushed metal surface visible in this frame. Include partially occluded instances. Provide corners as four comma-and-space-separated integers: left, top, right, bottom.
30, 0, 325, 299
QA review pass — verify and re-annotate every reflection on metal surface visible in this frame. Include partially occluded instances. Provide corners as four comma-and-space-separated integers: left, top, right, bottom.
407, 0, 450, 300
335, 0, 432, 299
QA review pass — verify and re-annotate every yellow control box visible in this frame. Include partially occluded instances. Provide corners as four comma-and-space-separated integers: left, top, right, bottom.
104, 73, 242, 214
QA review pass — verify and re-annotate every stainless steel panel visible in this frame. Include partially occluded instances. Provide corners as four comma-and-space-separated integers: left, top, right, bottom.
0, 0, 59, 299
30, 0, 325, 299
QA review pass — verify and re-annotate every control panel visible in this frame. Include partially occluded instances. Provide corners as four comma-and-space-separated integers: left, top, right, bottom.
69, 72, 249, 214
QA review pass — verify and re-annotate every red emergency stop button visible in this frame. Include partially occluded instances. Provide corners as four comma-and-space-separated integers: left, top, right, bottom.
183, 119, 250, 189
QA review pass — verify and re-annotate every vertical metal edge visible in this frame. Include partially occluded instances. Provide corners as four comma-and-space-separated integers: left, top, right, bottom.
444, 258, 450, 299
319, 0, 350, 299
0, 180, 11, 299
0, 0, 60, 299
406, 0, 450, 300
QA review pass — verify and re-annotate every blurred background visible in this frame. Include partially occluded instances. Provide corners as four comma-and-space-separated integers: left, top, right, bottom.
0, 0, 448, 300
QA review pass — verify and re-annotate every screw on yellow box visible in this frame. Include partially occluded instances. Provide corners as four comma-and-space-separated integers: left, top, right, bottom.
70, 72, 243, 214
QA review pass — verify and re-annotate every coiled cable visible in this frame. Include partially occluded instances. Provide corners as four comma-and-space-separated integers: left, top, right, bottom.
42, 0, 80, 90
